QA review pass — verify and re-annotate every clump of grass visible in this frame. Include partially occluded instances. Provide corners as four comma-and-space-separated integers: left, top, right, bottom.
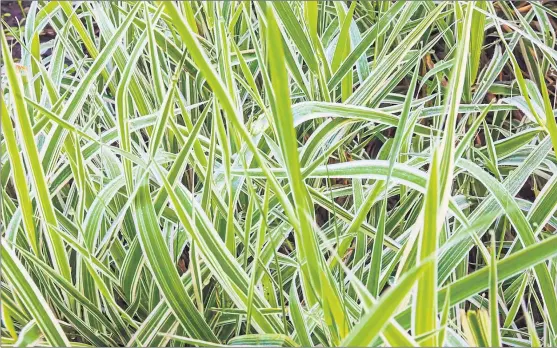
1, 1, 557, 347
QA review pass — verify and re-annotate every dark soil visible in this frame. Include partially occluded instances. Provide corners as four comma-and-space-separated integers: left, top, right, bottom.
1, 1, 55, 60
1, 1, 27, 27
2, 1, 27, 58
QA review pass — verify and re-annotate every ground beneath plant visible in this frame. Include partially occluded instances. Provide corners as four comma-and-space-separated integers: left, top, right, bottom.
2, 1, 55, 59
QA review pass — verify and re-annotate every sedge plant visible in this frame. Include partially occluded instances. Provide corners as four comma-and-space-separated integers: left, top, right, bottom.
1, 1, 557, 347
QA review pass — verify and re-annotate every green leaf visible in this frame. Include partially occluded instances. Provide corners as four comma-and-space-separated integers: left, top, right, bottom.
134, 175, 218, 342
342, 260, 429, 346
1, 241, 70, 346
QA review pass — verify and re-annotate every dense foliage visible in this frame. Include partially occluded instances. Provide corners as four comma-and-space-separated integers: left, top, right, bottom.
2, 1, 557, 346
